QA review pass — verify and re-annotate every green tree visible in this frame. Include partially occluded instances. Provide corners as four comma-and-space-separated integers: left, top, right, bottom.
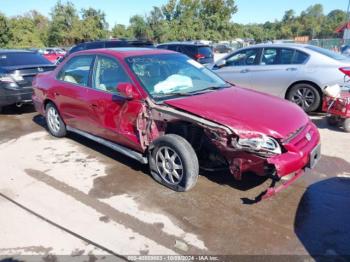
48, 1, 80, 46
8, 14, 45, 48
111, 24, 130, 39
129, 15, 152, 40
79, 8, 108, 41
0, 13, 11, 47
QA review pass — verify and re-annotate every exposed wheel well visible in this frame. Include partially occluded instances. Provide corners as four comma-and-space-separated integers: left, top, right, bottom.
43, 99, 55, 112
285, 81, 323, 99
164, 121, 228, 168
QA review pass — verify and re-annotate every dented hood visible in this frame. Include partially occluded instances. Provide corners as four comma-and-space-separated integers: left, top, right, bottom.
164, 87, 309, 139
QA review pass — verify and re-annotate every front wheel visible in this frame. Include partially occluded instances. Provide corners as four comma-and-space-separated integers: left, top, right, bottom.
45, 102, 66, 137
149, 134, 199, 192
287, 83, 321, 112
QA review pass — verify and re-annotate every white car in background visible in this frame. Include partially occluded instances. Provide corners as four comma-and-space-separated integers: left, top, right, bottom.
212, 44, 350, 112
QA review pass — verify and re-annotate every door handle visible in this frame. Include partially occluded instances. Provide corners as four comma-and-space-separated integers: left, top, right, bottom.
54, 92, 60, 96
286, 67, 297, 71
91, 104, 98, 108
240, 69, 250, 73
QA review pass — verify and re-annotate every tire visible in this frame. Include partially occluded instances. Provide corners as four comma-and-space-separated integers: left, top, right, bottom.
149, 134, 199, 192
343, 118, 350, 133
287, 83, 321, 112
45, 102, 66, 137
326, 115, 339, 126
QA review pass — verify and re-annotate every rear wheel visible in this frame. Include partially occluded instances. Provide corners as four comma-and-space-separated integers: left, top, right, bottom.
343, 118, 350, 133
287, 83, 321, 112
45, 102, 66, 137
149, 134, 199, 192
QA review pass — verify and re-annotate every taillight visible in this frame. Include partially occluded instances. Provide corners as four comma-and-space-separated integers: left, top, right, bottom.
339, 67, 350, 76
0, 74, 15, 83
195, 54, 205, 60
0, 74, 20, 89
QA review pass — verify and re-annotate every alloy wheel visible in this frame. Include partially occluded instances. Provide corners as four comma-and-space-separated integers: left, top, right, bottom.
47, 107, 61, 133
290, 87, 316, 111
155, 146, 184, 185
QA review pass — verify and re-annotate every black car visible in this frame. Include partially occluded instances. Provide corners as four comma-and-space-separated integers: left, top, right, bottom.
0, 50, 55, 112
68, 39, 154, 56
156, 42, 214, 65
213, 44, 232, 54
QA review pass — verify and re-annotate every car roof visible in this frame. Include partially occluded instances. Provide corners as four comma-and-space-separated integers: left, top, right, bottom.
0, 49, 34, 54
78, 39, 154, 45
158, 41, 210, 46
73, 47, 176, 58
244, 43, 310, 50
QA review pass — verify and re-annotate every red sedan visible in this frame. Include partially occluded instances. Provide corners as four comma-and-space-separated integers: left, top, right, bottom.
43, 48, 65, 63
32, 48, 321, 199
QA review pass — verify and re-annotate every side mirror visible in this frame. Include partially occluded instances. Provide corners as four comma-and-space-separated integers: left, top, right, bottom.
115, 82, 140, 100
216, 59, 226, 68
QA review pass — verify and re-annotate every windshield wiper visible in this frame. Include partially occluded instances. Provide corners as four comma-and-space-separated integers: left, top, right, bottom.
187, 85, 231, 94
152, 85, 231, 99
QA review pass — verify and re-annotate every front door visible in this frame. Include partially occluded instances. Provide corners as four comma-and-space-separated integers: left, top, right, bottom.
86, 55, 144, 152
213, 48, 261, 89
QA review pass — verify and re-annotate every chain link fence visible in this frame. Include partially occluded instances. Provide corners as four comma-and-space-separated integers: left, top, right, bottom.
309, 38, 350, 51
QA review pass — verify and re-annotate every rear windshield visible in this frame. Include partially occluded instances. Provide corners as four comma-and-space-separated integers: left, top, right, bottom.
306, 45, 347, 61
0, 52, 52, 67
198, 46, 213, 57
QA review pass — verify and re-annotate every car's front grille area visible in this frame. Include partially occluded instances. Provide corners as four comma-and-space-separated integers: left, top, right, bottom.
282, 123, 316, 150
281, 124, 306, 144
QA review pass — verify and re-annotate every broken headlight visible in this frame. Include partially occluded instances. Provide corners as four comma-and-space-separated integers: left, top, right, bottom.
236, 135, 282, 156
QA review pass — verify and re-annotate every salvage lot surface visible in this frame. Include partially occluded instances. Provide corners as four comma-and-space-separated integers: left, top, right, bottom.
0, 105, 350, 259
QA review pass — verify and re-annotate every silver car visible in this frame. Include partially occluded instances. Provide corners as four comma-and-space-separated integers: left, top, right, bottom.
212, 44, 350, 112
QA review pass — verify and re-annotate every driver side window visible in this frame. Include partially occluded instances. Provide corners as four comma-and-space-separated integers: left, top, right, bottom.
92, 56, 131, 94
226, 49, 259, 66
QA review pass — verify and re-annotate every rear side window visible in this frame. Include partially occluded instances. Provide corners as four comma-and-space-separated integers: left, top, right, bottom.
293, 50, 309, 64
261, 48, 278, 65
92, 56, 131, 94
57, 55, 94, 87
198, 46, 213, 58
261, 48, 309, 65
280, 49, 295, 64
0, 52, 52, 67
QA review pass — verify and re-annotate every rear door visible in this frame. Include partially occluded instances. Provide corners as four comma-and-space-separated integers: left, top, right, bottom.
249, 48, 306, 97
213, 48, 261, 88
86, 55, 144, 151
54, 55, 96, 132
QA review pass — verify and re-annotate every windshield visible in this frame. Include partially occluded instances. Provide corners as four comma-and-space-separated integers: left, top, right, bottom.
126, 54, 228, 100
306, 45, 347, 61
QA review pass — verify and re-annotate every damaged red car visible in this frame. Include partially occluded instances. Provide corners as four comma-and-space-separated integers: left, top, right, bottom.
32, 48, 321, 198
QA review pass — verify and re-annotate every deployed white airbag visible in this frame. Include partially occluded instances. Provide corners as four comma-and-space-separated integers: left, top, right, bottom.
154, 74, 193, 94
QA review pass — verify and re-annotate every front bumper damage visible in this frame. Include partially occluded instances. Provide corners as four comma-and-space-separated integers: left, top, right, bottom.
145, 99, 321, 202
229, 123, 321, 203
